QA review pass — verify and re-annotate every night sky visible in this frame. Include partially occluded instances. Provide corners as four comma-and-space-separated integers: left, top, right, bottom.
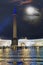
0, 3, 13, 40
0, 0, 43, 39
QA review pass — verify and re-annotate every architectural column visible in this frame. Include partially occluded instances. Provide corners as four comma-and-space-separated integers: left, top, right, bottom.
12, 14, 18, 47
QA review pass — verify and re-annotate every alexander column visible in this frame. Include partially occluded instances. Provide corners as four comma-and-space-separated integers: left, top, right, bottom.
12, 11, 18, 49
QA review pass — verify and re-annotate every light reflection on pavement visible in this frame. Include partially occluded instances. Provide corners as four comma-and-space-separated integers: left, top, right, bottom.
0, 47, 15, 65
0, 47, 43, 65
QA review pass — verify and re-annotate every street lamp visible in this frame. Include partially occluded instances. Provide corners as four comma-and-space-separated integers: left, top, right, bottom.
23, 6, 41, 23
25, 6, 37, 15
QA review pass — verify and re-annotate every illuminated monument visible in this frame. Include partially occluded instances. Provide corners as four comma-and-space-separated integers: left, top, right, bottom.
12, 14, 18, 45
